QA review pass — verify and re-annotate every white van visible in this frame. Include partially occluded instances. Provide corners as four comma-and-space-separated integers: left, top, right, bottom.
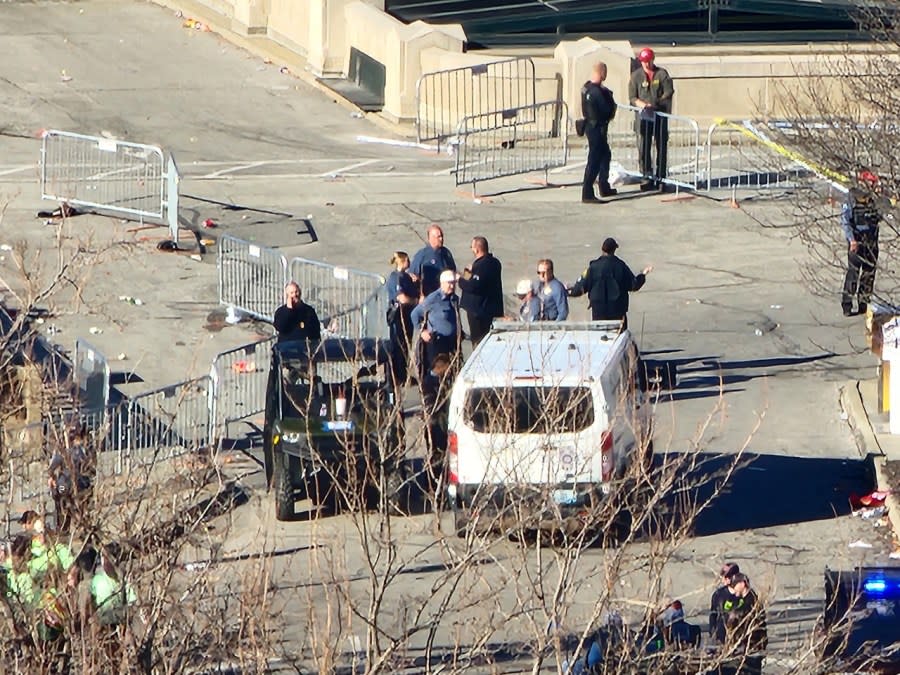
446, 321, 669, 533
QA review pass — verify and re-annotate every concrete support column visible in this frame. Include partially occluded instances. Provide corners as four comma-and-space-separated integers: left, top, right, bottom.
232, 0, 270, 35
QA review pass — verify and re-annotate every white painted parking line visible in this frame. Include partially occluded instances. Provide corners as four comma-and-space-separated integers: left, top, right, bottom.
356, 135, 444, 153
191, 171, 453, 180
198, 161, 267, 179
188, 158, 352, 166
318, 158, 380, 177
551, 160, 585, 173
0, 165, 32, 177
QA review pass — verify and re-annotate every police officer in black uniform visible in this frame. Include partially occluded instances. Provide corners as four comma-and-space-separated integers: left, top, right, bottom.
581, 62, 617, 204
568, 238, 652, 329
841, 172, 883, 317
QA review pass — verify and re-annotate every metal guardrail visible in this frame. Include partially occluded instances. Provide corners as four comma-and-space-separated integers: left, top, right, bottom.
216, 234, 390, 338
416, 57, 537, 151
454, 100, 568, 192
218, 234, 288, 322
210, 336, 276, 441
288, 257, 386, 339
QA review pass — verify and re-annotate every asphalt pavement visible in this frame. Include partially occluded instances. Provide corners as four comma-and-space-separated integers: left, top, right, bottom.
0, 1, 898, 672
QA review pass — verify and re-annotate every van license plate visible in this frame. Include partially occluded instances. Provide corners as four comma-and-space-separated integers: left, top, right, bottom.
553, 489, 578, 505
324, 420, 354, 431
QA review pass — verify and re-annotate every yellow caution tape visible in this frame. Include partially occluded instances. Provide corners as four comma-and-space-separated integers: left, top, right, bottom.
712, 118, 850, 186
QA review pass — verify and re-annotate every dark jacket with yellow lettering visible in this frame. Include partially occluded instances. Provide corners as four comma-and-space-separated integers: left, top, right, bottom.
628, 65, 674, 113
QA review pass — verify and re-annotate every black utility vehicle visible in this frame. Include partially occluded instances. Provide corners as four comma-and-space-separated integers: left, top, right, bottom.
263, 338, 403, 520
819, 567, 900, 674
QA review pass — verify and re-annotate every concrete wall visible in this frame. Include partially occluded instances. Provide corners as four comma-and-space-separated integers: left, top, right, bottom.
266, 0, 387, 75
343, 2, 466, 121
178, 0, 874, 128
553, 39, 871, 127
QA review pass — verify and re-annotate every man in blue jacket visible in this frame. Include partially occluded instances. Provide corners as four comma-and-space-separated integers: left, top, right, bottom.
411, 224, 456, 297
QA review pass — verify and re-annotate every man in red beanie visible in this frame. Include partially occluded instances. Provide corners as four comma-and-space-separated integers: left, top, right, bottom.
628, 47, 675, 191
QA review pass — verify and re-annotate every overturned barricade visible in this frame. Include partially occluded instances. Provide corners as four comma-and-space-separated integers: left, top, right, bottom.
40, 129, 182, 243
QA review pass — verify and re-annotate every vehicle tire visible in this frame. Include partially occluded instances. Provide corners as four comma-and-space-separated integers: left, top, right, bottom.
452, 506, 469, 538
274, 452, 297, 521
263, 432, 275, 489
643, 439, 654, 474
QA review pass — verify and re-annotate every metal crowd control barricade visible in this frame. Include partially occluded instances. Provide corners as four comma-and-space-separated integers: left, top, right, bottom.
122, 376, 212, 471
165, 154, 181, 244
210, 336, 276, 441
288, 258, 386, 339
454, 101, 568, 194
73, 338, 110, 424
702, 119, 817, 193
360, 284, 391, 340
607, 105, 702, 190
79, 401, 131, 476
218, 234, 288, 322
416, 57, 537, 151
656, 111, 701, 190
40, 130, 180, 236
607, 103, 644, 178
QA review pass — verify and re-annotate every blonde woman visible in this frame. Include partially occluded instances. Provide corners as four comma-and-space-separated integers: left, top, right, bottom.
386, 252, 417, 383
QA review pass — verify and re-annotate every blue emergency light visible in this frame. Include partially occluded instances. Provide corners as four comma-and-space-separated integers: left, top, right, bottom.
864, 579, 888, 594
862, 572, 900, 598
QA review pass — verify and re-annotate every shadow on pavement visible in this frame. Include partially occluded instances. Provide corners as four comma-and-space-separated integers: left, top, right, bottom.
659, 352, 838, 402
666, 388, 745, 402
669, 452, 874, 537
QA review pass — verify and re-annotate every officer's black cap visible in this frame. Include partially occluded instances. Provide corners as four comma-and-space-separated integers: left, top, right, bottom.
601, 237, 619, 253
720, 562, 740, 579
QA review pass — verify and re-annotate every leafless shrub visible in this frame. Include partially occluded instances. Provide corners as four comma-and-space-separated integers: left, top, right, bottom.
748, 5, 900, 308
0, 215, 275, 673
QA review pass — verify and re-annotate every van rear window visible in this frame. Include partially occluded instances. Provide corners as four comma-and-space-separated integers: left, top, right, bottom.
464, 386, 594, 434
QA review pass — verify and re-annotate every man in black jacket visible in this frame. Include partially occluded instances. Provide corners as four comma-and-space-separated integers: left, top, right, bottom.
709, 562, 740, 645
273, 282, 322, 343
457, 236, 504, 346
581, 62, 617, 203
569, 238, 652, 328
723, 573, 768, 666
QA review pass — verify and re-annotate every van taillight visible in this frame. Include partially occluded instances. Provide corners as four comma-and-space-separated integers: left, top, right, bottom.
600, 430, 613, 481
448, 431, 459, 485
